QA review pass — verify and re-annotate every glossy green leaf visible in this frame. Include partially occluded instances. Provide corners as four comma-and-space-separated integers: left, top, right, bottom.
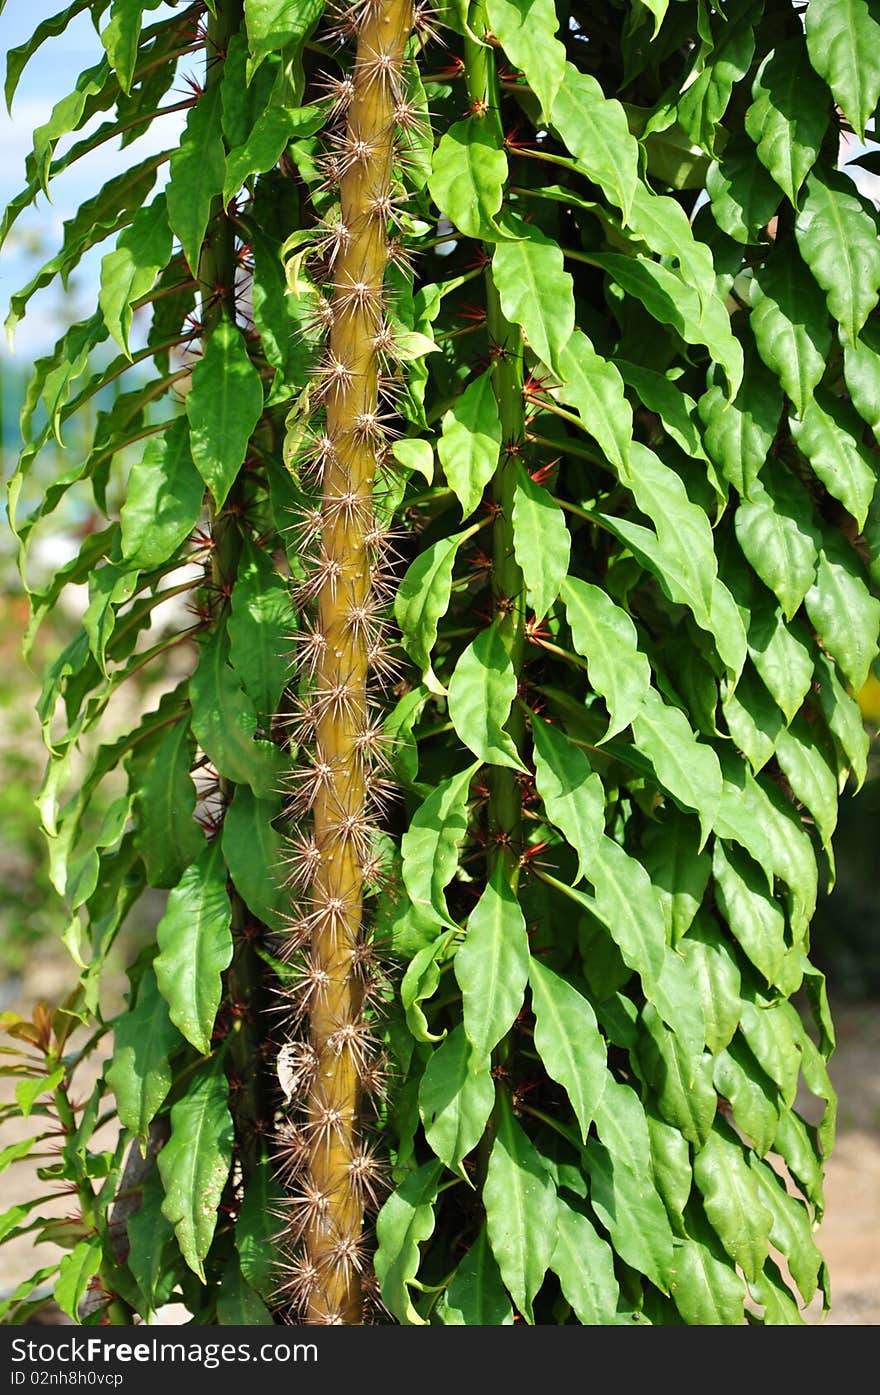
158, 1055, 234, 1280
699, 340, 782, 497
189, 622, 286, 799
419, 1025, 495, 1176
429, 117, 508, 240
843, 320, 880, 435
790, 394, 875, 531
550, 64, 639, 222
641, 811, 710, 946
492, 221, 574, 377
804, 0, 880, 138
750, 245, 831, 415
722, 664, 783, 773
671, 1206, 746, 1325
484, 1092, 556, 1322
100, 0, 159, 94
436, 1225, 513, 1324
814, 649, 869, 788
165, 82, 225, 281
706, 133, 780, 244
448, 621, 526, 771
734, 460, 819, 619
186, 316, 264, 509
401, 763, 477, 932
224, 105, 323, 205
647, 1108, 692, 1235
236, 1157, 283, 1300
456, 863, 530, 1061
745, 39, 829, 204
437, 372, 501, 520
229, 537, 294, 718
120, 418, 204, 571
244, 0, 324, 67
586, 836, 667, 996
639, 1004, 716, 1146
775, 716, 839, 854
396, 530, 468, 682
747, 602, 814, 724
713, 1036, 780, 1157
531, 712, 604, 879
511, 465, 570, 621
98, 193, 170, 353
561, 575, 651, 739
550, 1200, 621, 1324
107, 965, 181, 1142
750, 1155, 822, 1305
529, 958, 607, 1142
222, 787, 285, 931
54, 1239, 101, 1321
805, 541, 880, 691
126, 1170, 177, 1315
134, 717, 203, 889
154, 841, 233, 1055
713, 840, 787, 989
694, 1123, 773, 1283
217, 1256, 274, 1325
556, 330, 632, 471
374, 1159, 443, 1325
632, 687, 722, 846
485, 0, 566, 119
796, 168, 880, 349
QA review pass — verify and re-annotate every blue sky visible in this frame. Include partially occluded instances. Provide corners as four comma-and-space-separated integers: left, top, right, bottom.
1, 1, 187, 362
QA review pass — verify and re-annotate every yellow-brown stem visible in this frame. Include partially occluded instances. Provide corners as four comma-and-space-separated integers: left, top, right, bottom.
306, 0, 413, 1324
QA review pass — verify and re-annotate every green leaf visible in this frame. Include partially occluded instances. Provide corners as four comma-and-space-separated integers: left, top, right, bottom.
511, 466, 570, 621
101, 0, 159, 94
671, 1206, 746, 1325
401, 933, 454, 1043
694, 1123, 773, 1283
631, 687, 722, 847
15, 1068, 65, 1119
750, 1155, 822, 1305
217, 1256, 274, 1325
189, 622, 286, 799
706, 133, 780, 244
447, 621, 526, 771
374, 1159, 443, 1325
531, 713, 604, 880
54, 1238, 101, 1321
639, 1004, 716, 1146
5, 0, 100, 112
713, 840, 787, 990
745, 39, 830, 204
529, 958, 607, 1142
222, 787, 285, 931
750, 244, 831, 415
699, 340, 783, 497
647, 1108, 692, 1234
805, 541, 880, 691
814, 649, 869, 788
165, 82, 225, 281
153, 841, 233, 1055
98, 193, 170, 353
734, 460, 820, 620
229, 537, 294, 719
401, 763, 477, 932
107, 966, 181, 1142
680, 916, 741, 1055
795, 169, 880, 347
186, 316, 264, 509
739, 996, 802, 1110
618, 360, 711, 469
843, 320, 880, 435
455, 863, 530, 1061
134, 718, 203, 889
790, 394, 875, 531
550, 64, 639, 223
224, 105, 323, 205
556, 331, 633, 470
561, 575, 651, 739
419, 1026, 495, 1176
158, 1055, 234, 1280
436, 1226, 513, 1324
236, 1156, 282, 1299
492, 221, 574, 377
485, 0, 566, 119
550, 1200, 621, 1324
437, 373, 501, 520
244, 0, 323, 67
120, 418, 204, 571
775, 716, 839, 855
713, 1036, 780, 1157
395, 530, 468, 682
747, 602, 814, 724
127, 1170, 177, 1315
484, 1092, 556, 1321
589, 1079, 675, 1290
804, 0, 880, 139
429, 117, 508, 240
641, 812, 710, 946
672, 0, 758, 153
583, 836, 667, 997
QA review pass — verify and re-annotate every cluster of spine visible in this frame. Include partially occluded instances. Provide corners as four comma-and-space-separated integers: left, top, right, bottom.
273, 0, 417, 1325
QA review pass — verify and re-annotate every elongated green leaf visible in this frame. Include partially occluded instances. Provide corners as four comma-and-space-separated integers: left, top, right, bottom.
187, 316, 264, 509
158, 1055, 234, 1280
555, 330, 632, 471
374, 1159, 443, 1325
484, 1092, 556, 1321
583, 835, 667, 995
229, 537, 294, 718
843, 320, 880, 435
672, 0, 758, 153
120, 418, 204, 571
775, 716, 839, 854
672, 1207, 746, 1325
550, 1200, 621, 1324
448, 621, 526, 770
236, 1157, 283, 1300
429, 118, 508, 240
99, 193, 170, 353
396, 530, 467, 681
747, 602, 814, 724
795, 169, 880, 347
699, 340, 782, 497
531, 713, 604, 879
401, 763, 477, 932
550, 64, 639, 223
694, 1123, 773, 1283
492, 221, 573, 377
639, 1004, 716, 1146
55, 1239, 101, 1321
224, 105, 323, 205
713, 840, 787, 990
419, 1026, 494, 1175
437, 373, 501, 520
618, 360, 711, 468
189, 623, 286, 799
790, 395, 875, 531
134, 719, 202, 890
154, 841, 233, 1055
222, 787, 285, 931
5, 0, 101, 112
529, 958, 607, 1141
680, 916, 741, 1055
485, 0, 566, 119
805, 0, 880, 139
734, 460, 820, 620
456, 863, 530, 1061
217, 1256, 274, 1325
107, 966, 180, 1143
641, 812, 710, 946
713, 1036, 780, 1157
436, 1226, 513, 1324
632, 687, 722, 846
244, 0, 323, 66
165, 82, 225, 279
647, 1107, 692, 1234
815, 649, 869, 788
805, 541, 880, 691
400, 933, 453, 1044
101, 0, 160, 94
127, 1170, 177, 1315
511, 466, 570, 621
745, 39, 829, 204
750, 1156, 821, 1305
750, 245, 831, 415
706, 133, 780, 244
561, 575, 651, 739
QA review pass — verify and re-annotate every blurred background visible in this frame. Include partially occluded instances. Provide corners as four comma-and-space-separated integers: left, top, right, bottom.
1, 0, 878, 1325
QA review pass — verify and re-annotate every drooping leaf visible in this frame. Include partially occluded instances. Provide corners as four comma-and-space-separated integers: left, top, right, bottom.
790, 394, 875, 531
550, 1200, 621, 1324
120, 418, 204, 571
750, 244, 831, 415
483, 1092, 557, 1322
419, 1025, 495, 1176
107, 965, 181, 1143
447, 621, 527, 770
395, 529, 468, 682
485, 0, 566, 119
456, 863, 530, 1061
528, 958, 607, 1142
550, 64, 640, 222
401, 763, 478, 932
511, 465, 570, 621
804, 0, 880, 139
153, 841, 233, 1056
734, 460, 820, 620
374, 1159, 443, 1326
186, 316, 265, 509
134, 716, 203, 889
436, 1225, 513, 1324
429, 117, 508, 240
531, 713, 604, 879
158, 1055, 234, 1281
693, 1122, 773, 1283
165, 82, 225, 281
437, 372, 502, 520
631, 687, 722, 847
98, 193, 171, 353
492, 220, 574, 377
745, 38, 830, 204
228, 536, 295, 719
561, 575, 651, 740
189, 622, 286, 799
222, 787, 286, 931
